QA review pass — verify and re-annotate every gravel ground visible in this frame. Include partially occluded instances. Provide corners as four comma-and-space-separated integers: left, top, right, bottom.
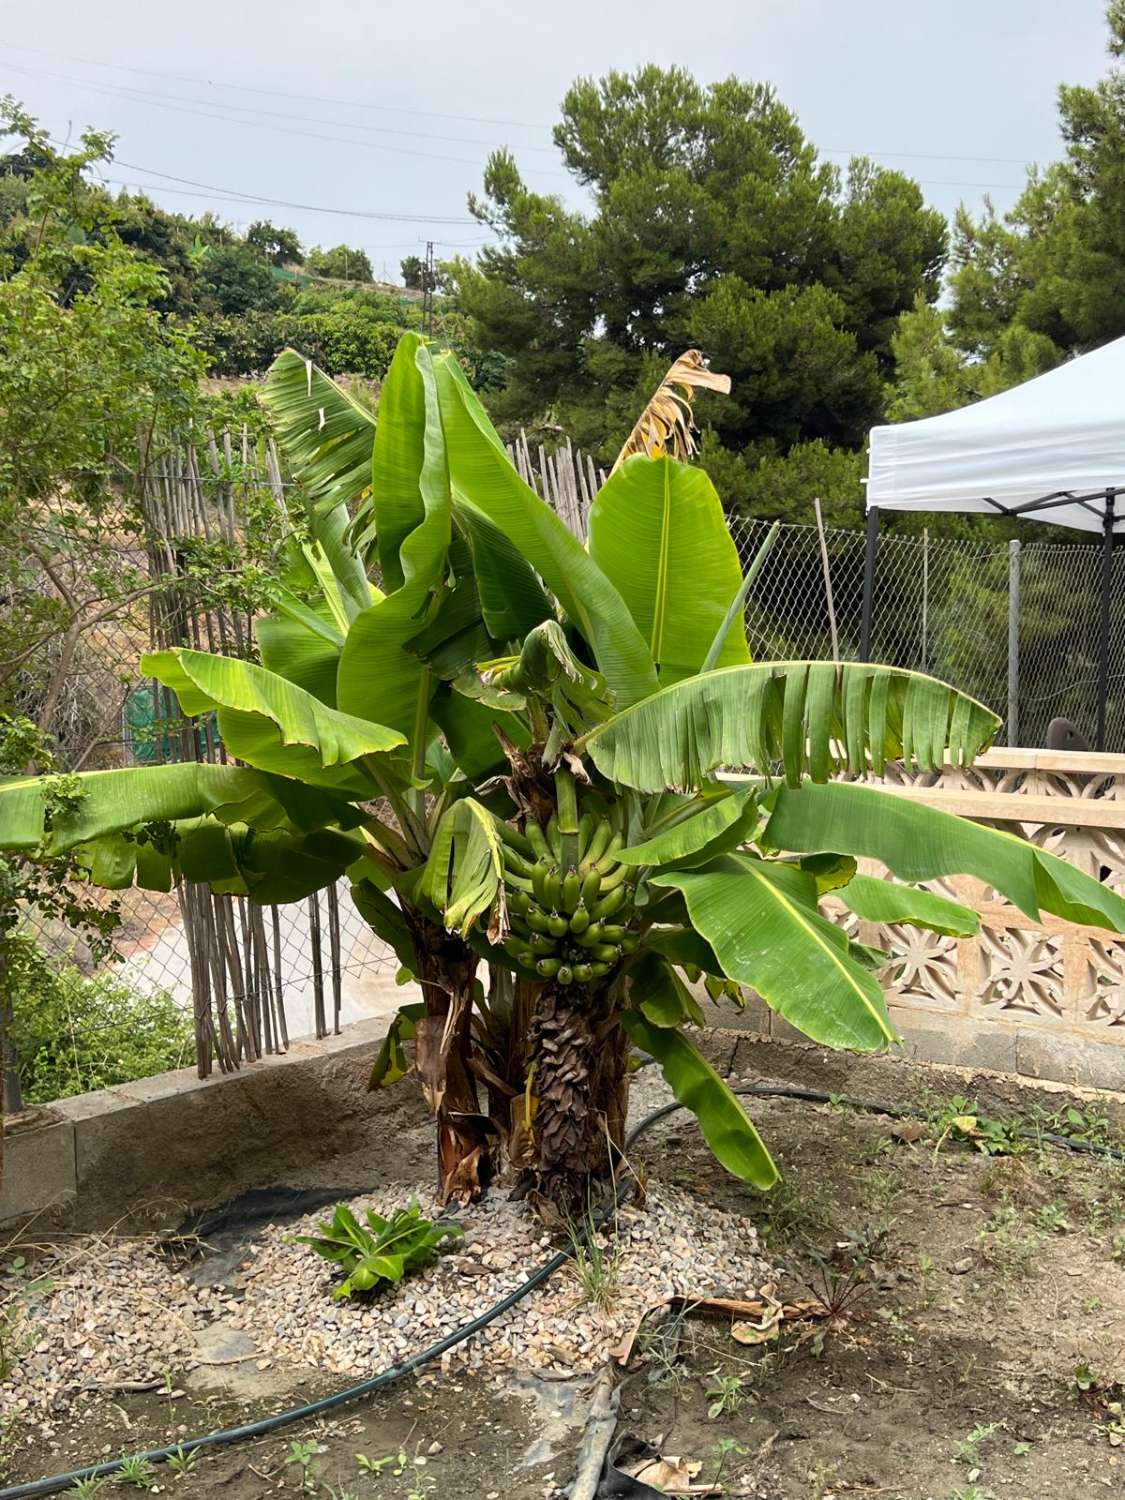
3, 1070, 770, 1427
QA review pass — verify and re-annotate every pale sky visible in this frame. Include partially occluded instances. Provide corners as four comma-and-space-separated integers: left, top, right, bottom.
1, 0, 1112, 280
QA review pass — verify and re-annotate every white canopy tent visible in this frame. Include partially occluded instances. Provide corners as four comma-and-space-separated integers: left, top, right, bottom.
862, 334, 1125, 747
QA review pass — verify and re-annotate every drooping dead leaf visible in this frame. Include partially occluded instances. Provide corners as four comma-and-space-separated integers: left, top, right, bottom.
624, 1454, 703, 1489
610, 1290, 830, 1365
890, 1119, 926, 1143
613, 350, 731, 472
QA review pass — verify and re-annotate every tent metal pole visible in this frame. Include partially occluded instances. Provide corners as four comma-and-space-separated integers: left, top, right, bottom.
860, 506, 879, 663
1096, 493, 1116, 752
1007, 539, 1021, 748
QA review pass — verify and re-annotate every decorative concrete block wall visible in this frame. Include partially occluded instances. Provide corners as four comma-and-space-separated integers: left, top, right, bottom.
823, 748, 1125, 1091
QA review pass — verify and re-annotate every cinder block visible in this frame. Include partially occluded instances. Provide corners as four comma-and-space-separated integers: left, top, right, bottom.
893, 1016, 1019, 1075
1, 1117, 75, 1227
1017, 1030, 1125, 1093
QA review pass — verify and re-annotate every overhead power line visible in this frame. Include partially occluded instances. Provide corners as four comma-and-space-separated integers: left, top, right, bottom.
54, 146, 481, 224
5, 42, 555, 133
7, 61, 559, 158
11, 63, 572, 177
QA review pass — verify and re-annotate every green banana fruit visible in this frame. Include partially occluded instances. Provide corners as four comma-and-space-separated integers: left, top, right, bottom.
525, 820, 552, 862
561, 870, 582, 913
569, 902, 591, 935
591, 885, 628, 920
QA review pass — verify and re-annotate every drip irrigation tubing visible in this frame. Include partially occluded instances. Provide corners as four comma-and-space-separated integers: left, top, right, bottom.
5, 1080, 1125, 1498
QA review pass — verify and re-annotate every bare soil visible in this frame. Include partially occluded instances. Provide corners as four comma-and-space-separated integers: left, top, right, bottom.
7, 1077, 1125, 1498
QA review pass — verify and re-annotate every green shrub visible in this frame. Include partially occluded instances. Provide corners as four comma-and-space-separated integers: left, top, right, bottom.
8, 934, 193, 1103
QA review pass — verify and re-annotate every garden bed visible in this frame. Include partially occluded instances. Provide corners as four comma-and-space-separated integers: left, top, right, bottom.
5, 1067, 1125, 1497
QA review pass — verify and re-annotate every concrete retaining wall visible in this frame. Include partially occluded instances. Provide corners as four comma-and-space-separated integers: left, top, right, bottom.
7, 1015, 1125, 1238
1, 1019, 431, 1235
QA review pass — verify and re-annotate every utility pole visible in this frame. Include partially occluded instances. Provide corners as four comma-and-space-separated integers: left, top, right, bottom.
422, 240, 435, 337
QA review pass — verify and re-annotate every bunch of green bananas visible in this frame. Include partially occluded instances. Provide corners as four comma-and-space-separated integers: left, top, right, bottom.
498, 811, 639, 985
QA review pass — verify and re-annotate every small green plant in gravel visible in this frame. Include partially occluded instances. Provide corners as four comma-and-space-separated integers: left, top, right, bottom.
0, 1302, 30, 1380
114, 1454, 158, 1489
293, 1202, 462, 1300
71, 1479, 110, 1498
565, 1212, 622, 1310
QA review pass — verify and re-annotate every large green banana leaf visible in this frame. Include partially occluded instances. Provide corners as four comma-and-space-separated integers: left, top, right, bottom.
764, 779, 1125, 932
456, 501, 554, 644
587, 456, 750, 682
261, 352, 376, 622
262, 350, 375, 563
622, 1011, 778, 1189
256, 605, 341, 708
371, 332, 431, 592
577, 662, 1000, 793
143, 649, 402, 788
337, 345, 451, 742
430, 355, 660, 710
0, 763, 359, 854
839, 873, 980, 936
652, 853, 897, 1051
75, 819, 363, 903
617, 787, 758, 868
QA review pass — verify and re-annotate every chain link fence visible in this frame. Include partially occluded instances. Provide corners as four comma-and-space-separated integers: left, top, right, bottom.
729, 516, 1125, 753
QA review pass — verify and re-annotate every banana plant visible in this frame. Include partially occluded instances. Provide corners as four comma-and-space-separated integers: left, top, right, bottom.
396, 355, 1125, 1211
5, 332, 1125, 1220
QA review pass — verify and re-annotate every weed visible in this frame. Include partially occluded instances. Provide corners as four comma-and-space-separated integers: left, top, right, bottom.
114, 1454, 158, 1489
711, 1437, 749, 1490
916, 1253, 937, 1307
807, 1459, 841, 1498
0, 1303, 30, 1380
1112, 1231, 1125, 1263
953, 1420, 1000, 1464
977, 1198, 1042, 1280
1034, 1201, 1070, 1233
758, 1177, 837, 1251
565, 1213, 622, 1310
71, 1480, 111, 1498
946, 1487, 993, 1500
356, 1451, 402, 1474
285, 1438, 325, 1492
705, 1371, 745, 1419
1013, 1440, 1031, 1456
635, 1305, 691, 1389
925, 1094, 1026, 1158
167, 1445, 197, 1479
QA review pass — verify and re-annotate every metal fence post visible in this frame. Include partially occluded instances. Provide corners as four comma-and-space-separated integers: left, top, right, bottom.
860, 507, 879, 663
1007, 539, 1021, 748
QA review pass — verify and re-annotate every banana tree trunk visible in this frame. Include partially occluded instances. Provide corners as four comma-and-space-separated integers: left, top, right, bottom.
406, 914, 492, 1205
523, 980, 628, 1213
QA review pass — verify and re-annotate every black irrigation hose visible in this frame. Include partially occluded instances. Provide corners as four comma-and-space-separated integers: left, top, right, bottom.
7, 1081, 1125, 1498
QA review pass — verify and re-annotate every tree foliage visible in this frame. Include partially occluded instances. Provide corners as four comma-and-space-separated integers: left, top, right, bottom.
888, 4, 1125, 422
452, 66, 945, 502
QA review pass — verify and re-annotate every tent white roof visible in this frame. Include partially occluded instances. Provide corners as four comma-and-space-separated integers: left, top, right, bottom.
865, 334, 1125, 533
